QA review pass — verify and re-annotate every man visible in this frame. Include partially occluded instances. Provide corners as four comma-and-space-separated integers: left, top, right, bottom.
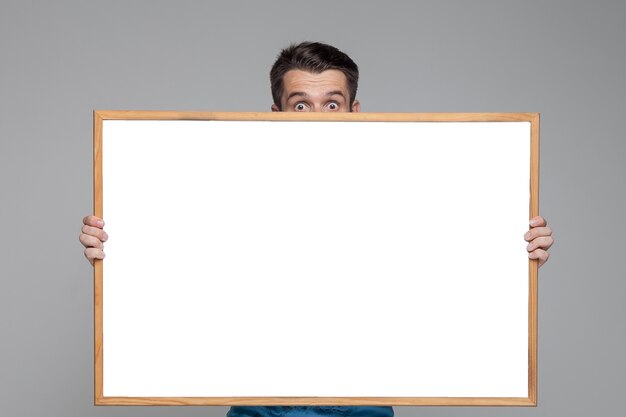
80, 42, 554, 417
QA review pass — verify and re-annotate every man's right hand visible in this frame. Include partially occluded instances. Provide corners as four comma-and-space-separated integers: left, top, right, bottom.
80, 215, 108, 265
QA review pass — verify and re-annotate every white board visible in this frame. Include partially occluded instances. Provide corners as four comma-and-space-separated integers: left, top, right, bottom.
95, 112, 537, 405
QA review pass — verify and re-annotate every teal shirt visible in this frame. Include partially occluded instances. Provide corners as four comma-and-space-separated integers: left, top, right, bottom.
228, 407, 393, 417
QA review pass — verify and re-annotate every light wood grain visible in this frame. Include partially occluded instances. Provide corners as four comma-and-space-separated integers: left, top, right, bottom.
93, 111, 104, 404
95, 396, 536, 406
95, 110, 537, 123
528, 113, 540, 406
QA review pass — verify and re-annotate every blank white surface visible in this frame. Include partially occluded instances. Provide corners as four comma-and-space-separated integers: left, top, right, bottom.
101, 120, 530, 398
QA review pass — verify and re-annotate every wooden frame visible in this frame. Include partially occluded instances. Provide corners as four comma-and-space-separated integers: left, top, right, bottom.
94, 111, 539, 406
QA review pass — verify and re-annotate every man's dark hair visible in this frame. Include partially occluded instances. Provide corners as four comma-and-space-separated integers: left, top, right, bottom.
270, 42, 359, 110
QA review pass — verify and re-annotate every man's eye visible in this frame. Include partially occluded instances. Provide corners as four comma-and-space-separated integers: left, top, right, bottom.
295, 103, 307, 111
327, 102, 338, 111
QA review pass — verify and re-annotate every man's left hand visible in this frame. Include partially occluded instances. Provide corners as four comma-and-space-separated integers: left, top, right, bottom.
524, 216, 553, 267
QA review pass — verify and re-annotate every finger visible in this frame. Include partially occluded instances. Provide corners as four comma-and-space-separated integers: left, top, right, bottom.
81, 224, 108, 242
84, 248, 105, 265
526, 236, 554, 252
79, 233, 104, 249
528, 248, 549, 267
524, 226, 553, 241
529, 216, 547, 227
83, 215, 105, 228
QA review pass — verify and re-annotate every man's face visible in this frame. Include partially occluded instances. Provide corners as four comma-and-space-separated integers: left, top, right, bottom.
271, 69, 361, 113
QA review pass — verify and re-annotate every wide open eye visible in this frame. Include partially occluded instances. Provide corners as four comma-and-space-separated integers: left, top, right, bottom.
295, 103, 308, 111
326, 102, 339, 111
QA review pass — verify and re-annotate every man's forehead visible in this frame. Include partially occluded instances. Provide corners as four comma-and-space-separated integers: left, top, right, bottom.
282, 69, 349, 96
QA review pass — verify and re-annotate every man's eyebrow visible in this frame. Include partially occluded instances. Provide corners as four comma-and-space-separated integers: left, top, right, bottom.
286, 91, 346, 101
326, 90, 346, 98
286, 92, 309, 101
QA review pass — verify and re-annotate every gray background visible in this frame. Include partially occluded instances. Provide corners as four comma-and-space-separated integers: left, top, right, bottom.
1, 0, 624, 416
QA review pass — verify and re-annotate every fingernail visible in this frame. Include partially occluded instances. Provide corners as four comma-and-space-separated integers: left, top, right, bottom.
529, 217, 540, 226
527, 243, 533, 251
97, 220, 104, 227
103, 233, 108, 241
524, 231, 531, 240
